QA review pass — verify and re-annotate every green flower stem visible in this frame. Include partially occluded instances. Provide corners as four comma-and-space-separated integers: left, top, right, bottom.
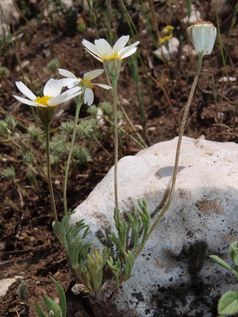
63, 96, 83, 213
45, 122, 59, 225
104, 60, 121, 209
112, 78, 119, 209
148, 53, 204, 236
134, 53, 204, 258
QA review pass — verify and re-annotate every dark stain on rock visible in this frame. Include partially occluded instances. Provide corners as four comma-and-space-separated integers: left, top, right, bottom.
131, 291, 145, 303
151, 241, 219, 316
196, 199, 224, 214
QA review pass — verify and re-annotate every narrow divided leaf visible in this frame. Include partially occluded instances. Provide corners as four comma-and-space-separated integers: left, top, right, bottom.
218, 291, 238, 315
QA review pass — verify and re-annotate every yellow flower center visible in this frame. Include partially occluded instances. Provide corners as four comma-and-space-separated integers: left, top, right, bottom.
35, 96, 51, 106
81, 78, 93, 88
159, 34, 173, 45
102, 53, 122, 61
159, 25, 174, 45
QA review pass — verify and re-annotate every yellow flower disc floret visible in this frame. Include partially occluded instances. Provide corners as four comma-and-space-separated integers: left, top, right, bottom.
81, 78, 93, 88
102, 53, 122, 61
35, 96, 51, 107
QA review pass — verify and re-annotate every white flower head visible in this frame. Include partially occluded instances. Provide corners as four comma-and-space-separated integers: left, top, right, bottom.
14, 78, 82, 108
187, 21, 217, 56
82, 35, 139, 62
58, 68, 111, 106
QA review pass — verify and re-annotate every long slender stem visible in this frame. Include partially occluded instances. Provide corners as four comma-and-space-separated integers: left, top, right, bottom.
63, 98, 83, 213
45, 123, 59, 225
112, 79, 119, 209
148, 54, 204, 236
135, 55, 203, 260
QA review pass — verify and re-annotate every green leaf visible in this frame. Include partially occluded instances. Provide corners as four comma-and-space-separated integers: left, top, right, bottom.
51, 278, 66, 317
209, 255, 234, 272
218, 291, 238, 315
43, 295, 62, 317
229, 241, 238, 266
35, 304, 47, 317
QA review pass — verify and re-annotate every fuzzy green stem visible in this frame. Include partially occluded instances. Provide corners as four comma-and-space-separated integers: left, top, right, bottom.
104, 60, 121, 209
63, 97, 83, 213
45, 123, 59, 225
112, 79, 119, 209
148, 53, 204, 236
135, 54, 203, 259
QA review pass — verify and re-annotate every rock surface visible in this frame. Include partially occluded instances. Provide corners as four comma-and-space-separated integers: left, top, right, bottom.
0, 276, 22, 297
0, 0, 20, 26
72, 137, 238, 317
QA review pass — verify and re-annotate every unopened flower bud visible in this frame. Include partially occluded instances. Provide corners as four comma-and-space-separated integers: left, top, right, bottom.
187, 22, 217, 56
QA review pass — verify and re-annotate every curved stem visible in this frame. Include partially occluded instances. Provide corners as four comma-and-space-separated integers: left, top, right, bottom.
148, 53, 204, 236
45, 123, 59, 225
131, 53, 205, 259
63, 98, 83, 213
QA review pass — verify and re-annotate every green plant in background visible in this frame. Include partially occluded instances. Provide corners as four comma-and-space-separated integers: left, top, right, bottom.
1, 165, 16, 180
86, 0, 99, 37
128, 53, 146, 132
0, 65, 9, 77
47, 58, 60, 72
36, 278, 66, 317
45, 0, 77, 33
184, 0, 192, 18
118, 0, 147, 134
210, 241, 238, 316
0, 116, 16, 136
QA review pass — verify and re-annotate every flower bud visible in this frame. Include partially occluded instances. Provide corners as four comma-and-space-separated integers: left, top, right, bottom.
187, 22, 217, 56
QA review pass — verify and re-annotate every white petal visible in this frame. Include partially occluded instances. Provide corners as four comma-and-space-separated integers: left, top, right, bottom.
47, 87, 80, 106
84, 88, 94, 105
120, 47, 138, 59
84, 48, 103, 62
95, 39, 113, 56
48, 94, 66, 106
65, 86, 82, 96
13, 95, 38, 106
84, 69, 104, 80
61, 78, 81, 88
43, 78, 62, 97
94, 83, 111, 90
63, 90, 83, 102
82, 39, 100, 56
113, 35, 129, 53
58, 68, 77, 78
15, 81, 36, 100
49, 86, 82, 105
119, 41, 140, 57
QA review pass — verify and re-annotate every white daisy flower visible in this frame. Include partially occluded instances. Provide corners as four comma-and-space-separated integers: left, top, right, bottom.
14, 78, 82, 108
82, 35, 139, 62
58, 68, 111, 106
187, 22, 217, 56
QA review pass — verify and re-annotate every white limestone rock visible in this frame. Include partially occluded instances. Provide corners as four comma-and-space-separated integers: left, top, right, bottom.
72, 137, 238, 316
0, 276, 23, 297
0, 0, 20, 26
